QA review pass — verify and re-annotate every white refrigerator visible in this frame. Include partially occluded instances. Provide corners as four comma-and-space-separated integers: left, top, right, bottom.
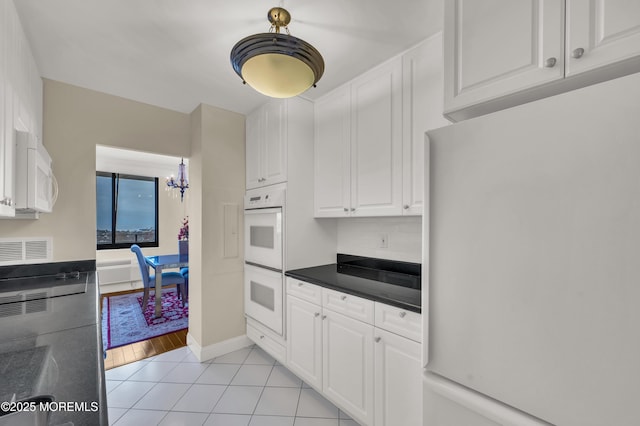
423, 72, 640, 426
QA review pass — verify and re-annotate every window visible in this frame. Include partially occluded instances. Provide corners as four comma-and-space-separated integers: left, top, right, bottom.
96, 172, 159, 249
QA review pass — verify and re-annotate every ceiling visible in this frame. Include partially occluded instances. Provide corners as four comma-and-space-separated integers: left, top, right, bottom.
96, 145, 186, 179
14, 0, 443, 116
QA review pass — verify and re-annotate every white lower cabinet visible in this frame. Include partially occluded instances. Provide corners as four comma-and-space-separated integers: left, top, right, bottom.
246, 316, 286, 366
286, 295, 322, 390
374, 328, 422, 426
285, 278, 421, 426
322, 309, 375, 426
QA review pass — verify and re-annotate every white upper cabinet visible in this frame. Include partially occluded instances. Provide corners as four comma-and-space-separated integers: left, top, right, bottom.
444, 0, 564, 120
314, 58, 403, 218
402, 33, 450, 216
0, 0, 13, 217
262, 100, 286, 186
245, 99, 287, 189
1, 0, 43, 217
566, 0, 640, 77
314, 85, 351, 217
350, 58, 403, 217
315, 37, 446, 218
245, 97, 313, 190
245, 107, 263, 189
444, 0, 640, 121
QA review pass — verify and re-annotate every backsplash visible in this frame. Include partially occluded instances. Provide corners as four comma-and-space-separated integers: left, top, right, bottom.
336, 217, 422, 263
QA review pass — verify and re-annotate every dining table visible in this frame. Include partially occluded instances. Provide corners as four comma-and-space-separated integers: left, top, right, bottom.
144, 253, 189, 318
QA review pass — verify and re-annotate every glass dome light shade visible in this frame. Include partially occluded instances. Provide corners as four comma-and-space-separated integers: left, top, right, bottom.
231, 32, 324, 98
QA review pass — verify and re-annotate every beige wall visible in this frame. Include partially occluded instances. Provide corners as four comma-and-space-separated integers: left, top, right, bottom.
188, 104, 246, 349
0, 79, 246, 352
0, 79, 191, 261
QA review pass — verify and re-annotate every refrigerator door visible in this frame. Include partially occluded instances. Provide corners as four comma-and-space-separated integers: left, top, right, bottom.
425, 72, 640, 426
424, 372, 552, 426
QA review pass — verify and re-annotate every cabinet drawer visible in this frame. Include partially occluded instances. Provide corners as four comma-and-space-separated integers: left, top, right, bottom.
247, 319, 286, 365
286, 277, 322, 305
374, 302, 421, 342
322, 288, 374, 324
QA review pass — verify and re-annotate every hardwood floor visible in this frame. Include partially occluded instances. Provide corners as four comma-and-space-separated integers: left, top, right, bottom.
102, 288, 188, 370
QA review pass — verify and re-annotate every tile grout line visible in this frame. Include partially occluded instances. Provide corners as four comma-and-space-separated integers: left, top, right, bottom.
207, 345, 255, 418
293, 380, 304, 422
248, 364, 275, 422
109, 345, 358, 425
110, 348, 189, 423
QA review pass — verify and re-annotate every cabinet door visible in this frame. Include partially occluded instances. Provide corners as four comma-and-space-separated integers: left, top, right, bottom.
262, 99, 287, 186
402, 33, 451, 216
314, 86, 351, 217
0, 0, 6, 214
12, 1, 30, 133
443, 0, 564, 115
0, 84, 14, 216
322, 310, 374, 426
286, 296, 322, 390
245, 107, 263, 189
0, 0, 14, 217
566, 0, 640, 77
351, 58, 403, 217
374, 328, 422, 426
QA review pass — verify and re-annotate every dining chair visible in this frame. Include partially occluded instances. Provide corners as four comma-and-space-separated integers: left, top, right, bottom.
179, 267, 189, 306
130, 244, 186, 312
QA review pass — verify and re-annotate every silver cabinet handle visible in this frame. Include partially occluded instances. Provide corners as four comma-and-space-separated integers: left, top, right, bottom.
572, 47, 584, 59
322, 315, 326, 320
544, 57, 556, 68
399, 311, 406, 318
343, 208, 349, 212
403, 205, 410, 209
350, 208, 356, 212
314, 312, 320, 317
375, 337, 381, 343
341, 295, 347, 301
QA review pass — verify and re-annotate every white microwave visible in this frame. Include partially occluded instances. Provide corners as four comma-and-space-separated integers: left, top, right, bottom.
15, 131, 57, 213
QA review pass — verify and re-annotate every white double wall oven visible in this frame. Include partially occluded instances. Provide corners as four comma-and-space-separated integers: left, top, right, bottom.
244, 184, 286, 335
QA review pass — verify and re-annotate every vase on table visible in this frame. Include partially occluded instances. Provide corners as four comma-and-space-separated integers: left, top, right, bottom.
178, 239, 189, 257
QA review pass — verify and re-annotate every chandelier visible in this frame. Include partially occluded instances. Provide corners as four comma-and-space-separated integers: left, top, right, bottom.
166, 158, 189, 202
230, 7, 324, 98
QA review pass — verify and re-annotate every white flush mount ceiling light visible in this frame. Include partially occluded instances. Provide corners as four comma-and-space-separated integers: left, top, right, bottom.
230, 7, 324, 98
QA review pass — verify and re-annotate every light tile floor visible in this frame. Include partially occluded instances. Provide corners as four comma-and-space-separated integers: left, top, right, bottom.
106, 345, 361, 426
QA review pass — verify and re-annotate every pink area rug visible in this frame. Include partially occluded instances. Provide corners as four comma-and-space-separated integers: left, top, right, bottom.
102, 288, 188, 350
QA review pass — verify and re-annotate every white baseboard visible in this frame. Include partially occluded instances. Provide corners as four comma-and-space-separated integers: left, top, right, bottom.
187, 333, 253, 362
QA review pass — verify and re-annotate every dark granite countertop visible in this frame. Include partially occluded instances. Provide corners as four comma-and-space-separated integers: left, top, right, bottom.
0, 261, 108, 426
286, 254, 422, 313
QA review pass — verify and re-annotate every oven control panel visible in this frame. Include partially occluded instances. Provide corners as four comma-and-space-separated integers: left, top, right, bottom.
245, 187, 285, 209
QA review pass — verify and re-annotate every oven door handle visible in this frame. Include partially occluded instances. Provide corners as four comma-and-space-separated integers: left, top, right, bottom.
244, 207, 283, 214
245, 261, 282, 274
